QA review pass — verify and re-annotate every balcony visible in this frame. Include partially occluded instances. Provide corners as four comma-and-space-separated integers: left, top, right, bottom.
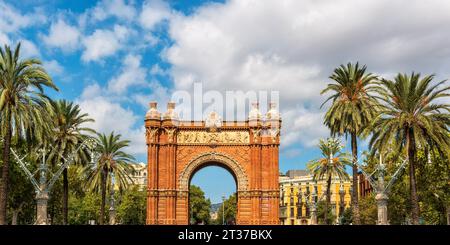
279, 206, 287, 219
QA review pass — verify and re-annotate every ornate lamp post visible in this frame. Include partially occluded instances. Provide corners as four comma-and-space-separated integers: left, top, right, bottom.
338, 182, 345, 224
222, 195, 226, 225
357, 154, 407, 225
7, 138, 94, 225
309, 183, 318, 225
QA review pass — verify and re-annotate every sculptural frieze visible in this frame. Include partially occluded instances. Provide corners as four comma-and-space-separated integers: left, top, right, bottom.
177, 130, 249, 144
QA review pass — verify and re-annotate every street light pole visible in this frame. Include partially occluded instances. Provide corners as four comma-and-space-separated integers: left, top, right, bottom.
357, 154, 407, 225
338, 181, 345, 224
8, 138, 94, 225
222, 195, 225, 225
36, 148, 49, 225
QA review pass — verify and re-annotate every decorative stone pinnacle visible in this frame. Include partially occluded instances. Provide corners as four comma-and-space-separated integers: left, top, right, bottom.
145, 101, 161, 119
266, 102, 281, 120
248, 102, 262, 120
163, 101, 179, 120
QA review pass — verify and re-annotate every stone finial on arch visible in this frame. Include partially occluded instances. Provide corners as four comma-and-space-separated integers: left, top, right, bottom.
178, 152, 249, 192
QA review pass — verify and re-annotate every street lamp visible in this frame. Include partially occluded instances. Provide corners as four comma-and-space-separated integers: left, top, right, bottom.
7, 138, 94, 225
338, 181, 345, 224
357, 154, 407, 225
222, 195, 226, 225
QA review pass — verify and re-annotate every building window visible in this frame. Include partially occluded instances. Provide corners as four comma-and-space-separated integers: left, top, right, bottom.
290, 208, 294, 218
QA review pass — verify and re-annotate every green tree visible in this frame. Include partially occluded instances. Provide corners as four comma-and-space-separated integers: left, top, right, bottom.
321, 62, 379, 224
68, 164, 102, 225
370, 73, 449, 224
359, 195, 377, 225
215, 194, 237, 225
45, 100, 94, 224
116, 186, 146, 225
0, 43, 58, 224
68, 191, 102, 225
7, 145, 35, 225
84, 132, 134, 225
189, 185, 211, 225
416, 149, 450, 224
308, 138, 350, 224
317, 200, 335, 225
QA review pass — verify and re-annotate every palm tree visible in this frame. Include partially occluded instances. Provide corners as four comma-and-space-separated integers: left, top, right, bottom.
321, 62, 379, 224
84, 132, 134, 225
308, 138, 350, 224
45, 100, 94, 224
370, 73, 449, 224
0, 43, 58, 224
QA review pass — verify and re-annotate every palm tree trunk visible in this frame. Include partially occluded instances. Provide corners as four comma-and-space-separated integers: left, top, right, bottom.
406, 128, 420, 224
0, 117, 12, 225
63, 168, 69, 225
325, 175, 332, 225
351, 133, 360, 225
100, 168, 107, 225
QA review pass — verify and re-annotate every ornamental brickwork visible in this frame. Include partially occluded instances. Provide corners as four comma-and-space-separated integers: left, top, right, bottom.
145, 102, 281, 225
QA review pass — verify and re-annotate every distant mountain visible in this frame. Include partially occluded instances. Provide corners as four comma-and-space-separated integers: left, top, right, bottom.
210, 203, 222, 213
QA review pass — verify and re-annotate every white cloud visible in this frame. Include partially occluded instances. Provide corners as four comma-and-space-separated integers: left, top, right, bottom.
0, 31, 10, 46
133, 80, 171, 109
0, 2, 44, 33
164, 0, 450, 149
139, 0, 172, 30
77, 83, 146, 155
41, 18, 81, 52
107, 54, 147, 94
150, 64, 168, 76
43, 60, 64, 77
81, 25, 131, 62
92, 0, 136, 22
19, 39, 40, 58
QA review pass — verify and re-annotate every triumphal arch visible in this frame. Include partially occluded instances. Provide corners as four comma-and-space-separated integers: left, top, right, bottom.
145, 101, 281, 225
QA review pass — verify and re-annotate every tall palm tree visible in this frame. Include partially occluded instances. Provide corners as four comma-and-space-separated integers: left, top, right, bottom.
321, 62, 379, 224
308, 138, 350, 224
0, 43, 58, 224
370, 73, 449, 224
84, 132, 134, 225
45, 100, 94, 224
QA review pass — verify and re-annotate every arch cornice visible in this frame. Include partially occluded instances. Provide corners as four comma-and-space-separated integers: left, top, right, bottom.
178, 152, 249, 192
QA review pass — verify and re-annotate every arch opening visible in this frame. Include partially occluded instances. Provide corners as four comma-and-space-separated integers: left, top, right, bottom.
189, 164, 237, 225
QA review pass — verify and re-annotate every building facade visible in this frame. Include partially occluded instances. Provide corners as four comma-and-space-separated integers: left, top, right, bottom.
129, 162, 147, 190
279, 170, 352, 225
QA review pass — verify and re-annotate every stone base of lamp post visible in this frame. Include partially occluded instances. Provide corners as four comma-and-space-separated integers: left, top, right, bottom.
375, 193, 388, 225
35, 191, 49, 225
310, 206, 317, 225
109, 208, 116, 225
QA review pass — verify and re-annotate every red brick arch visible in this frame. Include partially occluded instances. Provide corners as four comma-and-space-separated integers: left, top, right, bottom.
145, 102, 281, 225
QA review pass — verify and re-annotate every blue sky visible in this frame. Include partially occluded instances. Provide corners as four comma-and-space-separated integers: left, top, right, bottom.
2, 0, 449, 203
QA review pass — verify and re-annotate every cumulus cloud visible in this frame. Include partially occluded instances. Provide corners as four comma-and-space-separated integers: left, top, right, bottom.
81, 25, 131, 62
43, 60, 64, 77
76, 83, 146, 155
163, 0, 450, 149
0, 31, 9, 45
41, 18, 81, 52
107, 54, 147, 94
139, 0, 172, 30
0, 2, 45, 33
91, 0, 137, 22
19, 39, 40, 57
